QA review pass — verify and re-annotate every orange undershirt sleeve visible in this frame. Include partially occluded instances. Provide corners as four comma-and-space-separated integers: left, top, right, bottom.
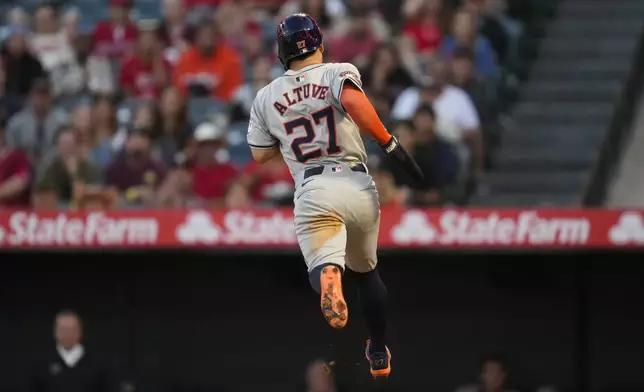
340, 84, 393, 146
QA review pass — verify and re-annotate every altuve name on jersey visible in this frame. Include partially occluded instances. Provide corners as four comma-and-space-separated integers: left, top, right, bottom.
273, 83, 330, 116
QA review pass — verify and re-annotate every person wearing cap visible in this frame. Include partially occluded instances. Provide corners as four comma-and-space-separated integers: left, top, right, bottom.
0, 108, 32, 208
187, 120, 238, 207
104, 128, 166, 207
4, 78, 68, 161
120, 20, 171, 99
1, 24, 46, 97
172, 17, 241, 101
92, 0, 138, 59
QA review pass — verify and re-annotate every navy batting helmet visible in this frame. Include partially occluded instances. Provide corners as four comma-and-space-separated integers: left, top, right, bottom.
277, 13, 323, 70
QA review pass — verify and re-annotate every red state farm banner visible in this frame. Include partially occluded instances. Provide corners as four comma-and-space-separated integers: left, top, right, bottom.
0, 208, 643, 249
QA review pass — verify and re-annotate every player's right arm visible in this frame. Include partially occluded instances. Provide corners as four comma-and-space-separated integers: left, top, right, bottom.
247, 92, 280, 164
335, 66, 424, 182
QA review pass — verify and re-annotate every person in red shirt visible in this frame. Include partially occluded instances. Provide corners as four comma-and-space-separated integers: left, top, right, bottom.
120, 20, 171, 99
92, 0, 138, 59
173, 18, 242, 101
0, 111, 32, 208
402, 0, 444, 54
241, 157, 294, 207
189, 121, 237, 207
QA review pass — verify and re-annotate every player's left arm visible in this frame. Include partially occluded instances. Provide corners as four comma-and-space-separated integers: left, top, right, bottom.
333, 64, 423, 182
247, 94, 281, 164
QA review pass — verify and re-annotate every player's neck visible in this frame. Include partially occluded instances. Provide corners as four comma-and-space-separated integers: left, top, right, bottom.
289, 58, 322, 72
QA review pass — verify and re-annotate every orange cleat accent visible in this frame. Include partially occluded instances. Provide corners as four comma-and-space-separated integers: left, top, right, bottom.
319, 265, 348, 329
365, 339, 391, 379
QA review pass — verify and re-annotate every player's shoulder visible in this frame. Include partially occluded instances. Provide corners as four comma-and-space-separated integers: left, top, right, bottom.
323, 62, 361, 75
252, 83, 273, 103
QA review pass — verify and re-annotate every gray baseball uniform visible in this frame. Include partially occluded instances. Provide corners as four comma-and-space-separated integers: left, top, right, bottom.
247, 62, 380, 273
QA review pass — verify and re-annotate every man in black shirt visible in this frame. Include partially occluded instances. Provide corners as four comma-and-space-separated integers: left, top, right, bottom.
26, 310, 115, 392
389, 106, 460, 206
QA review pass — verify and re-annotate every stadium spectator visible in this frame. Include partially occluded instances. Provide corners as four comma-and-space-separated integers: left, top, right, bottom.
152, 86, 193, 168
360, 42, 414, 105
71, 34, 115, 96
451, 47, 493, 123
105, 129, 165, 207
5, 78, 68, 161
237, 21, 267, 80
231, 56, 273, 122
215, 1, 252, 50
409, 105, 459, 205
481, 0, 523, 61
0, 110, 32, 208
401, 0, 444, 55
92, 0, 138, 59
1, 25, 46, 97
327, 6, 379, 68
392, 59, 484, 176
187, 121, 237, 207
441, 8, 498, 79
92, 95, 127, 154
461, 0, 508, 65
71, 104, 114, 168
30, 4, 86, 97
451, 47, 500, 153
240, 155, 294, 207
455, 356, 519, 392
25, 310, 115, 392
131, 101, 161, 138
173, 18, 241, 100
158, 0, 194, 66
120, 20, 171, 99
30, 5, 76, 83
35, 128, 101, 206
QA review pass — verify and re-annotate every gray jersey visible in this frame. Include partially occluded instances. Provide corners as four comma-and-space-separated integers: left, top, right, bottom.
247, 62, 368, 180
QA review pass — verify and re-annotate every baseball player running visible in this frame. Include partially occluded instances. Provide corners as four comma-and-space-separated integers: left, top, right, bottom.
247, 13, 423, 379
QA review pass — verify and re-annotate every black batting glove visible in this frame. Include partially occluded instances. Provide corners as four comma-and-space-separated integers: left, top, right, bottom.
380, 136, 424, 183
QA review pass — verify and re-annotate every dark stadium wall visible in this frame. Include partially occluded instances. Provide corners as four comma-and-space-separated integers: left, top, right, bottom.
0, 251, 642, 392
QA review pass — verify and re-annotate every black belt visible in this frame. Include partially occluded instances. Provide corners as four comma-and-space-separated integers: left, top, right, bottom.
303, 163, 366, 180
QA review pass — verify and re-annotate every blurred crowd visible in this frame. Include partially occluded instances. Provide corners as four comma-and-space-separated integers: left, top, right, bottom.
0, 0, 534, 210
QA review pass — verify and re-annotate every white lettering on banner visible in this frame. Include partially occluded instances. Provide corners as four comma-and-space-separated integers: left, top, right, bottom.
4, 212, 159, 246
223, 211, 296, 244
175, 210, 297, 245
391, 210, 590, 246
